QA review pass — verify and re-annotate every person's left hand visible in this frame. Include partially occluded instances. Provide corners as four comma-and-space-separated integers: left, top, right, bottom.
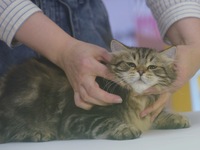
140, 44, 200, 121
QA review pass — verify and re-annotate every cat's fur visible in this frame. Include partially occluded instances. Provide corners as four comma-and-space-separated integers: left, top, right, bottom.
0, 40, 189, 143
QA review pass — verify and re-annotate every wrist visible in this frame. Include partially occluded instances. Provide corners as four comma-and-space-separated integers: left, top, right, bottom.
53, 36, 81, 70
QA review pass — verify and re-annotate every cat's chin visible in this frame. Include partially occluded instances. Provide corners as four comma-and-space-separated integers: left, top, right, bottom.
131, 81, 150, 94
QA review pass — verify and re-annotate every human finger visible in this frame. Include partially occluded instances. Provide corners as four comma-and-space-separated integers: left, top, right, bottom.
150, 105, 165, 122
79, 85, 109, 106
94, 59, 115, 82
140, 92, 171, 118
79, 56, 122, 104
82, 77, 122, 105
143, 87, 163, 95
74, 92, 93, 110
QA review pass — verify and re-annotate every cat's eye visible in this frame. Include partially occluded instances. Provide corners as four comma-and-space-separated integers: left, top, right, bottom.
148, 65, 157, 69
127, 62, 136, 68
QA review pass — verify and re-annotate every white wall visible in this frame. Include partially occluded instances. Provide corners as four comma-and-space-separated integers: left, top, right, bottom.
103, 0, 151, 46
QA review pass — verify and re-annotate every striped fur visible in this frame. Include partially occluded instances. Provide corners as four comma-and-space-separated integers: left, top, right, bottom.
0, 40, 189, 143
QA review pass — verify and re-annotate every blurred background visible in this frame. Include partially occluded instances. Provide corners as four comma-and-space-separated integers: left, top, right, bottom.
102, 0, 200, 112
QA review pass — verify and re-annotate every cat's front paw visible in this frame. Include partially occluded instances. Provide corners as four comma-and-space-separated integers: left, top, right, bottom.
155, 113, 190, 129
169, 114, 190, 129
109, 124, 141, 140
31, 132, 57, 142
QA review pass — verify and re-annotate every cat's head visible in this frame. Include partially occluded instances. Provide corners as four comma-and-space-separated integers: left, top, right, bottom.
108, 40, 176, 94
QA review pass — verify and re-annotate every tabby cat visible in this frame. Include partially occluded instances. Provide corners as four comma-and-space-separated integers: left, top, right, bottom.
0, 40, 189, 143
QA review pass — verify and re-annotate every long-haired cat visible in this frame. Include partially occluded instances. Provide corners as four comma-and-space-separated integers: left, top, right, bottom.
0, 40, 189, 143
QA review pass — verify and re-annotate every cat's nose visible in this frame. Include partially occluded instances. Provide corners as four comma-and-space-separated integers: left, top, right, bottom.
137, 70, 144, 76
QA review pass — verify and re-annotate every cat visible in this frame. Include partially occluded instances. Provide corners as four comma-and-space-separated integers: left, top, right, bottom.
0, 40, 190, 143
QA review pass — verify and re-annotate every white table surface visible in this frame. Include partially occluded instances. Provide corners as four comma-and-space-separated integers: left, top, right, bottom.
1, 111, 200, 150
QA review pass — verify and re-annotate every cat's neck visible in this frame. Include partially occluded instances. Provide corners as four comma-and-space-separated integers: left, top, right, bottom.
126, 91, 154, 112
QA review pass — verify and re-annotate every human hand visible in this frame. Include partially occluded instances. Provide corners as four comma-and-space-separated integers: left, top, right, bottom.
57, 40, 122, 110
14, 11, 122, 110
141, 44, 200, 120
141, 17, 200, 120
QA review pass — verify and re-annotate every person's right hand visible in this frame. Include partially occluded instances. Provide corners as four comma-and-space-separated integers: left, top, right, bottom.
57, 40, 122, 110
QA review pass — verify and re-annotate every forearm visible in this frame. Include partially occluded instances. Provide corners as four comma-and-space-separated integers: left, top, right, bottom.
0, 0, 78, 67
166, 17, 200, 45
15, 11, 78, 66
166, 17, 200, 75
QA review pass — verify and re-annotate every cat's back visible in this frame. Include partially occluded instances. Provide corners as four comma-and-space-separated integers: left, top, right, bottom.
0, 58, 70, 106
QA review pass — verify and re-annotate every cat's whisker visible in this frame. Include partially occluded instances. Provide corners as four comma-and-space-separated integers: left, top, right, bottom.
103, 79, 121, 93
102, 80, 115, 91
102, 77, 127, 94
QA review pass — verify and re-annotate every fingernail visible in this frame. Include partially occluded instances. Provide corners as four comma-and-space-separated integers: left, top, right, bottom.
140, 112, 147, 118
116, 98, 123, 103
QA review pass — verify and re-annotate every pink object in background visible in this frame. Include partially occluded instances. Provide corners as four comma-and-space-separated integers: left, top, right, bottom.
135, 15, 167, 50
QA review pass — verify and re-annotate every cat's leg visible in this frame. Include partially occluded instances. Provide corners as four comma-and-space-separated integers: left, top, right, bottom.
107, 122, 142, 140
14, 129, 57, 142
1, 124, 58, 142
153, 111, 190, 129
4, 131, 56, 142
60, 114, 141, 140
0, 114, 58, 142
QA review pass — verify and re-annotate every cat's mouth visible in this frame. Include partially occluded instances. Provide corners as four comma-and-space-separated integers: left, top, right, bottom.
135, 79, 144, 84
135, 77, 146, 84
130, 76, 158, 94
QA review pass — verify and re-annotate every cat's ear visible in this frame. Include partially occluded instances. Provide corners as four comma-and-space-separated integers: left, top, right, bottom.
160, 46, 176, 61
110, 40, 128, 52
